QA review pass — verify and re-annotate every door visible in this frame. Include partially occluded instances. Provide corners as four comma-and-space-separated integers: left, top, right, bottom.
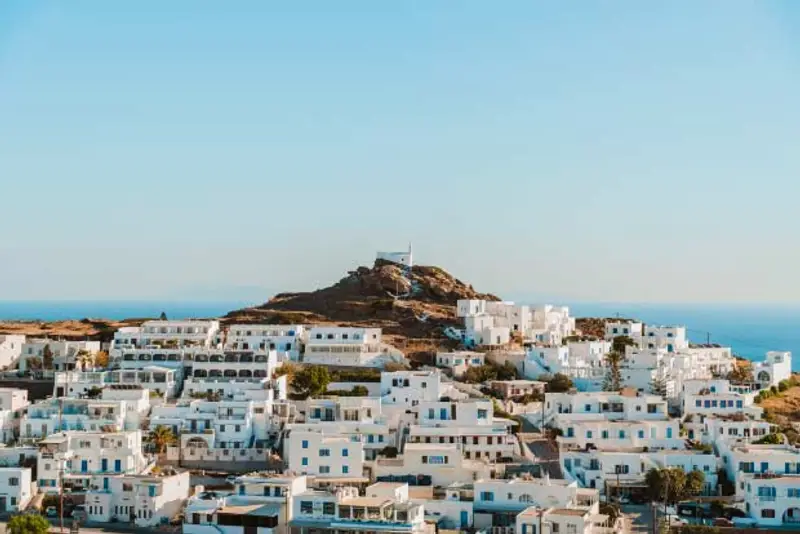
114, 460, 121, 472
0, 496, 6, 512
460, 511, 469, 527
81, 460, 88, 473
101, 459, 108, 472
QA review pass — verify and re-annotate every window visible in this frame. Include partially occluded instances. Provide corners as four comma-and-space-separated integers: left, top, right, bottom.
480, 492, 494, 502
343, 466, 349, 474
342, 449, 348, 457
567, 525, 577, 534
302, 440, 308, 449
586, 431, 593, 439
602, 430, 609, 439
761, 509, 776, 518
477, 409, 488, 419
638, 430, 644, 439
323, 502, 335, 515
301, 457, 308, 466
300, 501, 313, 514
8, 477, 18, 486
319, 449, 330, 457
584, 404, 591, 412
320, 466, 330, 474
618, 430, 625, 439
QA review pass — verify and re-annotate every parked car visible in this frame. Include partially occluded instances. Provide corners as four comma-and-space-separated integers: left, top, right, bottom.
666, 515, 687, 527
714, 517, 734, 527
723, 507, 748, 519
71, 505, 87, 522
45, 506, 58, 517
225, 475, 237, 484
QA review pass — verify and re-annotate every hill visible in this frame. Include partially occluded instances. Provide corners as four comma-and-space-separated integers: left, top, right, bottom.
224, 260, 500, 362
0, 318, 145, 343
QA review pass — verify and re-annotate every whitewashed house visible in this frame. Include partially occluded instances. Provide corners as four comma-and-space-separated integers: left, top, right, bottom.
740, 474, 800, 527
681, 378, 761, 419
37, 430, 149, 493
19, 340, 102, 372
407, 399, 519, 461
753, 351, 792, 388
0, 467, 32, 513
374, 443, 496, 487
303, 327, 404, 368
286, 430, 364, 478
21, 397, 139, 438
436, 351, 485, 378
0, 336, 25, 370
473, 477, 600, 534
184, 473, 308, 533
719, 441, 800, 499
604, 321, 643, 342
641, 326, 688, 353
84, 469, 190, 527
291, 482, 432, 534
288, 397, 393, 461
223, 324, 305, 361
381, 371, 443, 407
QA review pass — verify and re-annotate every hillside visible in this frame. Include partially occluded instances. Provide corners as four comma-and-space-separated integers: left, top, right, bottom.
0, 318, 145, 343
224, 260, 500, 361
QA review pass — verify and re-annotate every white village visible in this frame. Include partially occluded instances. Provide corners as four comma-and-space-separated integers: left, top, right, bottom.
0, 248, 796, 533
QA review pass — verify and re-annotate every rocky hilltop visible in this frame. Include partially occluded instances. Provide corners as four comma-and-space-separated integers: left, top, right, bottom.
224, 260, 500, 361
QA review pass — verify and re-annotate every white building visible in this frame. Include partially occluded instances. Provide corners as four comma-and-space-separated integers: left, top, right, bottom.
190, 350, 280, 382
224, 324, 305, 361
681, 379, 761, 419
407, 399, 519, 461
291, 482, 432, 534
19, 340, 102, 372
604, 321, 643, 342
381, 371, 443, 407
287, 397, 393, 461
184, 473, 308, 534
561, 449, 718, 494
436, 351, 485, 378
719, 442, 800, 499
286, 430, 364, 479
0, 336, 25, 371
741, 474, 800, 527
54, 368, 180, 399
374, 443, 497, 488
641, 326, 688, 353
516, 504, 614, 534
473, 477, 600, 534
37, 430, 149, 493
0, 389, 29, 442
84, 469, 190, 527
21, 396, 141, 439
545, 390, 669, 426
0, 467, 32, 513
753, 351, 792, 388
692, 416, 774, 444
303, 327, 404, 368
111, 320, 220, 359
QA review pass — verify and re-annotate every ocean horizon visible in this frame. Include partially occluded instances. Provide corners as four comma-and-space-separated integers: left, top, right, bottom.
0, 299, 797, 371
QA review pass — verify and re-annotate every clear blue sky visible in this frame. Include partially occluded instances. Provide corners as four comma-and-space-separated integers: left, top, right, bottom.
2, 1, 799, 303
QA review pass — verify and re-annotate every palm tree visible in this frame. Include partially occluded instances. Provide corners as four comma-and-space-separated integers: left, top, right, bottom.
76, 350, 93, 371
149, 425, 177, 454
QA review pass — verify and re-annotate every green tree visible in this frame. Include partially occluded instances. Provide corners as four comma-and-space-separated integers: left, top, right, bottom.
8, 513, 50, 534
149, 425, 177, 454
293, 366, 331, 399
86, 386, 103, 399
159, 311, 168, 320
350, 385, 369, 396
611, 335, 636, 355
645, 467, 705, 504
754, 433, 784, 445
602, 351, 624, 392
649, 374, 667, 397
42, 344, 54, 370
540, 373, 573, 393
496, 361, 519, 380
685, 470, 706, 498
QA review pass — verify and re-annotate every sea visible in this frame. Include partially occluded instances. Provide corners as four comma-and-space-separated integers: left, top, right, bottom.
0, 300, 798, 371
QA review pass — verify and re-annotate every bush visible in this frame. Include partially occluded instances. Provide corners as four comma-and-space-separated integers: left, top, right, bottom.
539, 373, 573, 393
779, 380, 790, 392
380, 446, 399, 458
754, 433, 784, 445
8, 514, 50, 534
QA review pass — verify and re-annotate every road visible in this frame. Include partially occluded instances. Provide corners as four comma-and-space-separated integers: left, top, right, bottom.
622, 504, 656, 534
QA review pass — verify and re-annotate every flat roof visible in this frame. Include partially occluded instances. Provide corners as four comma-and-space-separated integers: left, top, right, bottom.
551, 508, 587, 517
340, 497, 391, 507
217, 503, 281, 516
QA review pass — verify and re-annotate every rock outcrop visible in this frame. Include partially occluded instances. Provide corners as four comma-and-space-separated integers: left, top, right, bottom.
224, 260, 500, 362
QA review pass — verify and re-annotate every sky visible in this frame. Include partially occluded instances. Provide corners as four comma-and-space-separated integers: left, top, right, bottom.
1, 1, 800, 303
